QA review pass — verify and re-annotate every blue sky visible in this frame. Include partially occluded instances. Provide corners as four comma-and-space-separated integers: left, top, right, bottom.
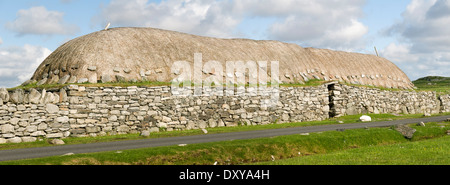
0, 0, 449, 88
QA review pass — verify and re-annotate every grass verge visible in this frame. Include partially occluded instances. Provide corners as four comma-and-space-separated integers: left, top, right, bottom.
1, 120, 448, 165
257, 135, 450, 165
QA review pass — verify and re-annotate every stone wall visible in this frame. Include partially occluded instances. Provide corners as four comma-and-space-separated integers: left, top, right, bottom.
0, 85, 329, 143
0, 84, 448, 144
440, 94, 450, 113
329, 84, 442, 117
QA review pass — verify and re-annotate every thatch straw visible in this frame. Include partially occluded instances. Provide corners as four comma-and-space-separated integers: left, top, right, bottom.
31, 27, 413, 89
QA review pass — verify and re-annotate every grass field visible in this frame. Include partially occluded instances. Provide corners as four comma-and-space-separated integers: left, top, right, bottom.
257, 135, 450, 165
413, 76, 450, 95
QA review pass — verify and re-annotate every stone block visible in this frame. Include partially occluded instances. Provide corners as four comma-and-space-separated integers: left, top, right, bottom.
7, 137, 22, 143
46, 133, 64, 138
1, 124, 14, 133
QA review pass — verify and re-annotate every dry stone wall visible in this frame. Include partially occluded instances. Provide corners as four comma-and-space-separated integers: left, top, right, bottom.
0, 84, 448, 144
329, 84, 442, 117
440, 95, 450, 113
0, 85, 329, 143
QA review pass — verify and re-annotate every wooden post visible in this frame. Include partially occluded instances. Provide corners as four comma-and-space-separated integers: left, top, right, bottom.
104, 22, 111, 31
374, 46, 379, 57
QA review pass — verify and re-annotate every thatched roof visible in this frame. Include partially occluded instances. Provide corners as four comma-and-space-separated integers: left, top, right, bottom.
31, 27, 413, 89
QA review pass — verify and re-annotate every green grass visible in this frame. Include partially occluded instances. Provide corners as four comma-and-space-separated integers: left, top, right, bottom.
257, 135, 450, 165
256, 121, 450, 165
413, 76, 450, 95
1, 119, 448, 165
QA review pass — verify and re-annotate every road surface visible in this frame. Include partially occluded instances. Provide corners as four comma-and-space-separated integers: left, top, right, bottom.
0, 115, 448, 162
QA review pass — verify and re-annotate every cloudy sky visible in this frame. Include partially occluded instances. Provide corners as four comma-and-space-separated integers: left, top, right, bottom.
0, 0, 449, 88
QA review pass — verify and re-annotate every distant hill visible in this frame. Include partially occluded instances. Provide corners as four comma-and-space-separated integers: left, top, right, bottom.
412, 76, 450, 94
413, 76, 450, 85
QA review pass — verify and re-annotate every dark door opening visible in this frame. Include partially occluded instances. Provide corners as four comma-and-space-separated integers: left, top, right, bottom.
327, 83, 336, 118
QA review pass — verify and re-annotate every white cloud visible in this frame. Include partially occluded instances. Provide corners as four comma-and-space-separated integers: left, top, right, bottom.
6, 6, 79, 36
95, 0, 369, 51
382, 43, 418, 63
0, 45, 51, 88
263, 0, 368, 51
95, 0, 241, 38
383, 0, 450, 80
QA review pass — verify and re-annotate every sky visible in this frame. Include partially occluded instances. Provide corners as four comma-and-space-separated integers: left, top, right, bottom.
0, 0, 449, 88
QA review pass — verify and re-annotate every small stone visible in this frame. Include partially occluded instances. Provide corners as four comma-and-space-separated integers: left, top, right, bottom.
17, 105, 26, 111
68, 75, 77, 83
117, 125, 130, 132
108, 115, 118, 121
21, 137, 37, 143
1, 124, 15, 133
10, 118, 20, 125
123, 68, 131, 73
417, 122, 426, 127
59, 89, 68, 102
88, 66, 97, 71
37, 78, 48, 86
359, 115, 371, 122
140, 130, 150, 137
49, 139, 65, 145
7, 137, 22, 143
201, 128, 208, 134
115, 75, 126, 82
46, 104, 59, 114
101, 74, 112, 83
58, 75, 71, 84
55, 116, 69, 123
77, 78, 88, 83
88, 73, 98, 83
10, 89, 25, 103
47, 133, 64, 138
395, 125, 416, 139
0, 88, 10, 102
28, 88, 41, 104
48, 75, 60, 84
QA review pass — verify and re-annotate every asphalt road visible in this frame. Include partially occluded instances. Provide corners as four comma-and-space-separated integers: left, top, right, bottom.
0, 115, 448, 162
